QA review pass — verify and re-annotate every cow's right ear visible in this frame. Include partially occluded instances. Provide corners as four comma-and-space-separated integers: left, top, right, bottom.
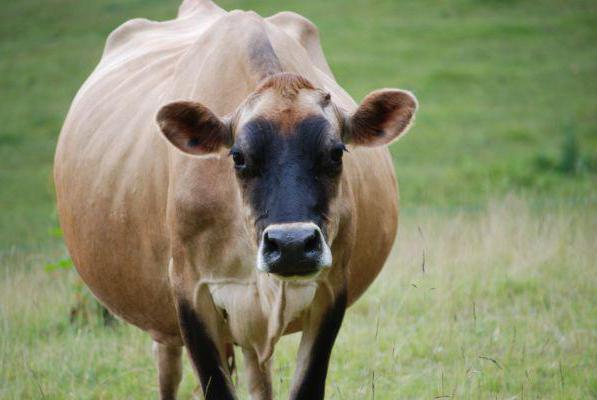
156, 101, 233, 156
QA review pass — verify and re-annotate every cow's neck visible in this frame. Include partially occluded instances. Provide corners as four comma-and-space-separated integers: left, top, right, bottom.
199, 272, 318, 365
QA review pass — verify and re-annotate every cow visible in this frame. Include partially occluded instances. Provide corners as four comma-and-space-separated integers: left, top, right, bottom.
54, 0, 418, 399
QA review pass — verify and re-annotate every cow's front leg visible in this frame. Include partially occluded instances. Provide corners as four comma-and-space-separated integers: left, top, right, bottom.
242, 347, 273, 400
170, 260, 236, 400
176, 298, 236, 400
289, 288, 347, 400
152, 341, 183, 400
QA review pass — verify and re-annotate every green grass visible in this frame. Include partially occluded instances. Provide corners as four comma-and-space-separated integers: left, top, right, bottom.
0, 0, 596, 398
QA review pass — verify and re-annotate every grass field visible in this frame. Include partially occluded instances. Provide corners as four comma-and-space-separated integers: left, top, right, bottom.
0, 0, 595, 398
2, 199, 595, 399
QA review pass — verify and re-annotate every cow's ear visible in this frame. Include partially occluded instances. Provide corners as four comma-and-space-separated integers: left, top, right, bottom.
156, 101, 233, 156
344, 89, 418, 147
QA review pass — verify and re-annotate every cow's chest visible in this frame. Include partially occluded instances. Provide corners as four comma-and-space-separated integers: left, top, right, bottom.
202, 276, 317, 363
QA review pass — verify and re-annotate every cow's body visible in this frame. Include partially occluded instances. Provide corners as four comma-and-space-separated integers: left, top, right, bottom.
55, 1, 415, 399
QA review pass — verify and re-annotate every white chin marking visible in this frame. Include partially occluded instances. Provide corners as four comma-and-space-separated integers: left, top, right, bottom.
255, 222, 333, 277
273, 270, 322, 282
319, 236, 333, 269
256, 243, 268, 273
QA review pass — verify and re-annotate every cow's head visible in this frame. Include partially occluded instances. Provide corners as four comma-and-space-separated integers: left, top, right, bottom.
157, 73, 417, 280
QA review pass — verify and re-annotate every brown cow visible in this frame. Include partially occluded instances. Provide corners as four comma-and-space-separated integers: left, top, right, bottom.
54, 1, 417, 399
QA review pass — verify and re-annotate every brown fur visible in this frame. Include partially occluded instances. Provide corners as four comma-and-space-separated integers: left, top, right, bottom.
255, 72, 315, 98
243, 73, 331, 134
157, 101, 232, 154
247, 32, 283, 81
349, 89, 418, 146
54, 1, 416, 399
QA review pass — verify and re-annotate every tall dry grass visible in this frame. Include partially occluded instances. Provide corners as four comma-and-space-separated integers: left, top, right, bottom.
1, 196, 595, 399
318, 196, 596, 399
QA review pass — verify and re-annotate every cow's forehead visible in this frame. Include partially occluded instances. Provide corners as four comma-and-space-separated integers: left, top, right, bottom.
237, 114, 336, 155
237, 88, 341, 139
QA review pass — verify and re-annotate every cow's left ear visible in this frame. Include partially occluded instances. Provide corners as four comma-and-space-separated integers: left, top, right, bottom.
343, 89, 418, 147
156, 101, 233, 156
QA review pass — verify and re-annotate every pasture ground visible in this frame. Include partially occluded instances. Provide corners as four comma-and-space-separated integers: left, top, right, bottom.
0, 0, 595, 399
1, 198, 595, 398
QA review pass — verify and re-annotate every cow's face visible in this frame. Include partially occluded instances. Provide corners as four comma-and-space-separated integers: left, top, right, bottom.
157, 73, 417, 280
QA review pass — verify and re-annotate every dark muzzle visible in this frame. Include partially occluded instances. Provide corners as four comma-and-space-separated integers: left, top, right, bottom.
257, 223, 331, 278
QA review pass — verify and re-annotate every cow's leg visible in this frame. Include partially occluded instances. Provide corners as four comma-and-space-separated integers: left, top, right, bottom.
169, 254, 236, 400
153, 341, 183, 400
289, 290, 347, 400
242, 347, 273, 400
175, 297, 236, 400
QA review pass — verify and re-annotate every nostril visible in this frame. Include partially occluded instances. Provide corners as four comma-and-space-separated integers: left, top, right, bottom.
303, 232, 321, 255
263, 232, 279, 255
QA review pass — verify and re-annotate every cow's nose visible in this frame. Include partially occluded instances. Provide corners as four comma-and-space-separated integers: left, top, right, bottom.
258, 223, 331, 277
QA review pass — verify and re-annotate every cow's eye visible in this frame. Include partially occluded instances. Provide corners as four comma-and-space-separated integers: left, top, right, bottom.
330, 144, 346, 164
230, 148, 246, 169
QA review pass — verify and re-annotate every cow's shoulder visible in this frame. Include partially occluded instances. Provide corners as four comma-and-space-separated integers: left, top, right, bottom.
267, 12, 334, 78
267, 12, 319, 47
102, 0, 224, 59
103, 18, 158, 57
